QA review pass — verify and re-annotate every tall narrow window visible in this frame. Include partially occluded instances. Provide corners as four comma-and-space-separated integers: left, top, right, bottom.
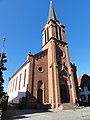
10, 82, 11, 93
13, 79, 15, 92
23, 70, 26, 87
47, 28, 49, 41
11, 81, 13, 92
45, 31, 46, 43
59, 27, 62, 40
8, 83, 10, 93
56, 27, 58, 40
15, 77, 18, 91
19, 74, 22, 90
11, 81, 12, 92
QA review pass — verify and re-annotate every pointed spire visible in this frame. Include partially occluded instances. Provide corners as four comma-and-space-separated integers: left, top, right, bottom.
48, 0, 57, 21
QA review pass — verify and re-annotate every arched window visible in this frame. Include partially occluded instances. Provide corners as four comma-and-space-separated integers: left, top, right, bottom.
13, 79, 15, 92
10, 81, 11, 93
46, 27, 49, 41
15, 77, 18, 90
11, 81, 13, 93
19, 74, 22, 90
8, 83, 10, 93
23, 69, 26, 87
11, 82, 12, 92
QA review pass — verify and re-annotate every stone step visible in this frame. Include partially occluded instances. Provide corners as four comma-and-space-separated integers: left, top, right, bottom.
37, 104, 51, 109
59, 103, 78, 110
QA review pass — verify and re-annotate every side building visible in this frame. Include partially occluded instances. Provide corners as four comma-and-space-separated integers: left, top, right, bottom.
8, 1, 79, 109
8, 60, 29, 103
78, 74, 90, 106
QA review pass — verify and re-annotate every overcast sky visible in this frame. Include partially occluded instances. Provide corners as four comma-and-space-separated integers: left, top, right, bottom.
0, 0, 90, 91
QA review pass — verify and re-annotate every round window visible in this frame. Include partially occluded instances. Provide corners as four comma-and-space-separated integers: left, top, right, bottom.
38, 67, 44, 72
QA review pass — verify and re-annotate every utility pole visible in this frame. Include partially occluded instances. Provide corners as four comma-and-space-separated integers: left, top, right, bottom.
0, 37, 6, 63
0, 37, 7, 71
2, 37, 6, 53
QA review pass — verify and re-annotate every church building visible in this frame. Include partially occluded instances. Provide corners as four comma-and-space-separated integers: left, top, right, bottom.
8, 1, 79, 109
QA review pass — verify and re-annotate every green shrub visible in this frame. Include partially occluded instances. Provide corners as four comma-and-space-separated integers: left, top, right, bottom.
0, 95, 8, 110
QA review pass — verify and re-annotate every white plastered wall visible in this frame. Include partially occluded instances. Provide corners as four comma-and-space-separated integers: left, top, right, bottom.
8, 62, 30, 104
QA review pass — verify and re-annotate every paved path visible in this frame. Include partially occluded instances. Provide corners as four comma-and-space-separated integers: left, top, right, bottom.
3, 107, 90, 120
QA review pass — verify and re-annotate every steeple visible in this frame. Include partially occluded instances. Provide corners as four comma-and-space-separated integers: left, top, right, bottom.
42, 1, 66, 48
48, 0, 57, 21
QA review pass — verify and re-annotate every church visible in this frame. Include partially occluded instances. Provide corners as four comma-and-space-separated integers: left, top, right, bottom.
8, 1, 79, 109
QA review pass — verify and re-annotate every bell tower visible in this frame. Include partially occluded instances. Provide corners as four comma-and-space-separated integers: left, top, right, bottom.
42, 1, 77, 108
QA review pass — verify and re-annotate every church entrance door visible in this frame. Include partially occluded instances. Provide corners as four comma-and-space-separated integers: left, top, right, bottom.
60, 84, 69, 103
37, 80, 43, 104
37, 89, 43, 104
